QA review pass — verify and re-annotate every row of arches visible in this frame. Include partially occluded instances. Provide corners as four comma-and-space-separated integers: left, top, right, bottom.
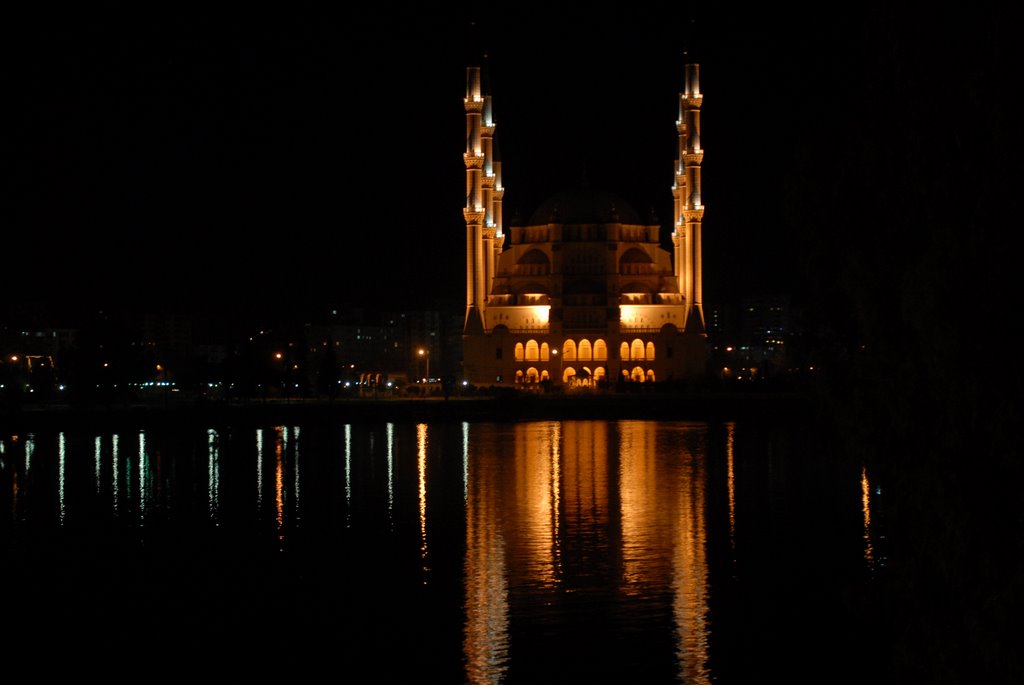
513, 366, 657, 385
512, 338, 657, 362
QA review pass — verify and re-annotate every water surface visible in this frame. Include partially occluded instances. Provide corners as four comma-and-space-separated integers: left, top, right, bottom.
0, 419, 882, 681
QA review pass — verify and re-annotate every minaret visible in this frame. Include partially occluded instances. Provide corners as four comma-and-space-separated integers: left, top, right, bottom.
464, 55, 504, 335
464, 65, 486, 334
481, 85, 503, 307
672, 58, 705, 334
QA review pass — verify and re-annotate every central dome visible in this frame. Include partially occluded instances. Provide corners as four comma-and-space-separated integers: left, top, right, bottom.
527, 188, 644, 226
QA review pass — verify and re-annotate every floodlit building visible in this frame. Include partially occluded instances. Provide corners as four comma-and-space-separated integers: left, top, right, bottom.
461, 58, 708, 388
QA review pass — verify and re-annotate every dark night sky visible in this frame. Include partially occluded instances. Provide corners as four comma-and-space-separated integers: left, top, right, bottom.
7, 4, 1008, 327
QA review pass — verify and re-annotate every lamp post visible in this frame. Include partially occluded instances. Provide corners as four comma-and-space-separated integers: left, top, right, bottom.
417, 348, 430, 384
551, 348, 562, 388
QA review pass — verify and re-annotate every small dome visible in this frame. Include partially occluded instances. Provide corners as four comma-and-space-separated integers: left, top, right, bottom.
527, 188, 643, 226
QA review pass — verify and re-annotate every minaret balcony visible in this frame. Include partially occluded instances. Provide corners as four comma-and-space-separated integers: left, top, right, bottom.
463, 154, 485, 169
464, 97, 484, 113
683, 152, 704, 164
481, 125, 495, 136
481, 175, 496, 189
683, 208, 704, 222
464, 208, 485, 223
685, 95, 703, 108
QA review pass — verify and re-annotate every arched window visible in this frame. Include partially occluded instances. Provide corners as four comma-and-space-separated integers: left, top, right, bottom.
563, 366, 576, 384
580, 366, 594, 386
593, 339, 608, 361
516, 249, 551, 276
540, 342, 550, 361
540, 369, 550, 381
631, 366, 646, 382
514, 343, 524, 362
646, 342, 656, 360
563, 339, 577, 361
619, 247, 655, 275
515, 370, 524, 384
620, 342, 630, 360
631, 339, 645, 361
525, 340, 540, 362
646, 369, 656, 383
578, 339, 593, 361
526, 367, 540, 383
594, 366, 606, 382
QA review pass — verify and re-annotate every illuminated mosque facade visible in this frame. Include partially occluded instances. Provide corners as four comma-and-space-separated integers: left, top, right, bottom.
461, 58, 708, 388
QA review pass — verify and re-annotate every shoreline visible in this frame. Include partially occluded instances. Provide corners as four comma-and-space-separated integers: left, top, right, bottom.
0, 389, 821, 431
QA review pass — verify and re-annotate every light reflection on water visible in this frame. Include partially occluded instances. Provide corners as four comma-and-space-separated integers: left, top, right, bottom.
58, 432, 66, 525
208, 428, 220, 522
462, 421, 711, 683
0, 419, 874, 681
417, 423, 429, 577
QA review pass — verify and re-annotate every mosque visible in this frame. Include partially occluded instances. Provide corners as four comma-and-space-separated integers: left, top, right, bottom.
461, 57, 707, 388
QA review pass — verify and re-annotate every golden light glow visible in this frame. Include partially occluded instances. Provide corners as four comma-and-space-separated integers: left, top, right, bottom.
275, 427, 284, 531
861, 466, 874, 568
726, 423, 736, 559
514, 422, 563, 586
418, 423, 429, 575
619, 422, 657, 591
460, 421, 712, 681
673, 430, 710, 685
464, 425, 510, 684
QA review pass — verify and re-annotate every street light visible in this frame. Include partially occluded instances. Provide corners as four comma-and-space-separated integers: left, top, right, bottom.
551, 348, 563, 386
417, 348, 430, 383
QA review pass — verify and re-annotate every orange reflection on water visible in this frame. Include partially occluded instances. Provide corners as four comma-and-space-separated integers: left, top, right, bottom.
463, 421, 712, 683
417, 423, 428, 570
619, 421, 659, 591
464, 423, 510, 685
726, 422, 737, 558
558, 421, 609, 579
275, 426, 284, 531
861, 465, 874, 568
672, 428, 711, 685
513, 422, 564, 586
